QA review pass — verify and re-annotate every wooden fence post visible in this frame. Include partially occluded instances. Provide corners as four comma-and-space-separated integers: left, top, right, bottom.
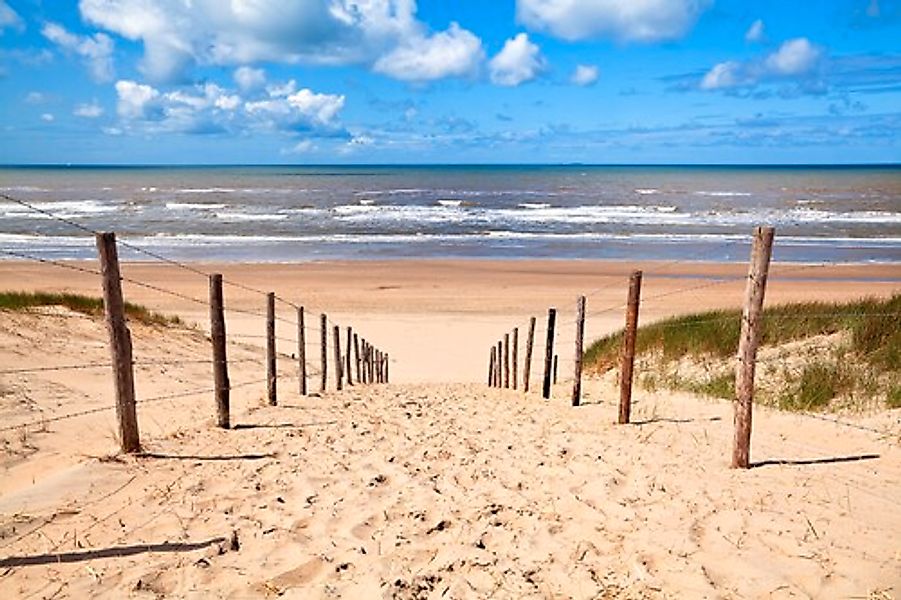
572, 295, 586, 407
209, 274, 230, 428
266, 293, 277, 406
496, 341, 503, 387
542, 308, 556, 399
333, 325, 343, 391
504, 333, 510, 388
512, 327, 519, 390
553, 355, 558, 385
489, 346, 496, 386
375, 349, 381, 383
524, 317, 536, 393
96, 232, 140, 453
384, 353, 389, 383
346, 327, 354, 386
354, 333, 361, 383
618, 271, 642, 424
320, 314, 327, 392
732, 226, 775, 469
298, 306, 307, 396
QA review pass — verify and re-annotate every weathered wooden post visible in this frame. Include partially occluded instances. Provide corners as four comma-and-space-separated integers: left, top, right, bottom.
354, 333, 361, 383
553, 355, 558, 384
384, 353, 389, 383
618, 271, 643, 424
333, 325, 343, 391
320, 314, 327, 392
209, 274, 230, 428
96, 232, 140, 453
572, 295, 586, 407
542, 308, 556, 399
298, 306, 307, 396
524, 317, 536, 392
732, 226, 775, 469
496, 340, 503, 387
266, 293, 277, 405
504, 333, 510, 388
345, 327, 354, 386
375, 349, 381, 383
489, 346, 496, 386
512, 327, 519, 390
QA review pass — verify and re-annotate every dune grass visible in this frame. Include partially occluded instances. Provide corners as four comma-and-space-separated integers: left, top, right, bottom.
0, 291, 183, 327
585, 293, 901, 410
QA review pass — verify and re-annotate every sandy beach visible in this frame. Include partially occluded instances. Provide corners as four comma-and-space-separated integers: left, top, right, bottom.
1, 259, 899, 598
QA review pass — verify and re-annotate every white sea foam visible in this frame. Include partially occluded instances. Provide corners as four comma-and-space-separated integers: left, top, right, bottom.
215, 212, 288, 222
176, 187, 237, 194
634, 189, 661, 195
437, 199, 464, 207
519, 203, 552, 209
166, 202, 227, 210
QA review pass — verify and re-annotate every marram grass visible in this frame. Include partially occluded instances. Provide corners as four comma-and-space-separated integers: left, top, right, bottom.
0, 291, 183, 327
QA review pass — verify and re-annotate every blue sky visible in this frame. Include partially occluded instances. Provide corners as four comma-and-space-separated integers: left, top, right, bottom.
1, 0, 900, 164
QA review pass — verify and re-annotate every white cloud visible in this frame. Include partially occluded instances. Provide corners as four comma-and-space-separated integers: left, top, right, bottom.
700, 61, 743, 90
0, 1, 23, 32
74, 101, 104, 118
516, 0, 712, 43
765, 38, 821, 76
113, 77, 346, 137
699, 37, 823, 91
234, 66, 266, 91
78, 0, 480, 84
115, 80, 160, 119
373, 22, 484, 82
285, 140, 316, 154
571, 64, 599, 86
41, 113, 54, 122
489, 33, 545, 87
745, 19, 765, 43
42, 22, 115, 82
25, 91, 46, 104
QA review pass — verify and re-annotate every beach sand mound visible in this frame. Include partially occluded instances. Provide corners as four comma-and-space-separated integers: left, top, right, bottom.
0, 308, 900, 598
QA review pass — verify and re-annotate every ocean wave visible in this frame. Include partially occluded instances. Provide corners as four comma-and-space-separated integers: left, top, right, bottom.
519, 202, 552, 209
166, 202, 227, 210
215, 212, 288, 222
634, 189, 661, 195
176, 187, 237, 194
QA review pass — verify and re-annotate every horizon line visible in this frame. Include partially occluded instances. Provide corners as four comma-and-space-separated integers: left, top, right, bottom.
2, 162, 900, 169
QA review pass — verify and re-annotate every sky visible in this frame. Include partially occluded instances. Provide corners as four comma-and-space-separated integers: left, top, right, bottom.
1, 0, 900, 165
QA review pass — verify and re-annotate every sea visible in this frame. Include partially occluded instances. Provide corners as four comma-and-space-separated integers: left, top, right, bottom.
1, 165, 899, 264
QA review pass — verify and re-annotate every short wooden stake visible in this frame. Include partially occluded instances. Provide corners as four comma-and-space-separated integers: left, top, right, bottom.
503, 333, 510, 388
542, 308, 556, 399
524, 317, 536, 393
333, 325, 343, 391
512, 327, 519, 390
732, 226, 775, 469
354, 333, 361, 383
618, 271, 642, 424
96, 232, 140, 453
345, 327, 354, 386
320, 314, 327, 392
266, 293, 277, 406
572, 295, 586, 407
209, 274, 230, 428
489, 346, 496, 386
298, 306, 307, 396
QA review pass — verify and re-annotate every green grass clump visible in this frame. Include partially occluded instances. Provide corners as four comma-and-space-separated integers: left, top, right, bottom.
585, 293, 901, 410
0, 291, 182, 327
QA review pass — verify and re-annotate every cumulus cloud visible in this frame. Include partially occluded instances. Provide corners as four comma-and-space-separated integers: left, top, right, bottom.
745, 19, 765, 43
571, 64, 599, 86
516, 0, 712, 43
489, 33, 545, 87
114, 77, 346, 137
78, 0, 483, 84
0, 0, 23, 32
234, 66, 266, 91
41, 113, 54, 122
700, 38, 823, 91
42, 22, 115, 82
373, 22, 484, 82
74, 101, 104, 118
